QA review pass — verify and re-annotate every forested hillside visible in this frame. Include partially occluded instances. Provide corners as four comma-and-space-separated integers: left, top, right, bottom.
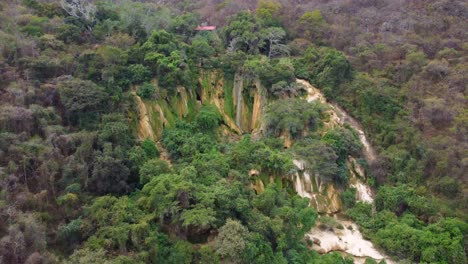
0, 0, 466, 263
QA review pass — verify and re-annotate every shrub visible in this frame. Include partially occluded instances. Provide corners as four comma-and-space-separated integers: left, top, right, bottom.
137, 82, 155, 99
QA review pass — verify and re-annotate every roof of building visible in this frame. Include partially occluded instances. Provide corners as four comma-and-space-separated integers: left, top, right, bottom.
195, 25, 216, 31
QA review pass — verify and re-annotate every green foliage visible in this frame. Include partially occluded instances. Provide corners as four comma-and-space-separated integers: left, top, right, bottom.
265, 98, 325, 138
170, 13, 199, 37
88, 144, 131, 195
191, 35, 215, 65
322, 127, 362, 160
2, 1, 466, 263
294, 137, 339, 184
294, 47, 352, 98
342, 188, 357, 209
136, 82, 155, 99
141, 138, 159, 159
58, 77, 109, 126
375, 184, 436, 217
139, 159, 170, 185
140, 29, 199, 89
57, 23, 83, 43
434, 176, 461, 198
58, 219, 83, 251
313, 252, 354, 264
63, 248, 111, 264
298, 10, 328, 43
98, 114, 133, 148
128, 64, 152, 84
373, 218, 467, 263
256, 0, 282, 26
228, 135, 293, 176
194, 104, 222, 131
215, 219, 249, 260
224, 11, 264, 54
162, 121, 217, 161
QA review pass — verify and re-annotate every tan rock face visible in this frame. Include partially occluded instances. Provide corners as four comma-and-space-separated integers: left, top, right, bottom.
293, 160, 342, 214
250, 79, 263, 132
133, 93, 157, 142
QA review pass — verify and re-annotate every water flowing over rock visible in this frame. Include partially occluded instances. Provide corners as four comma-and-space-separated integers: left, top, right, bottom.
250, 79, 267, 137
233, 71, 244, 131
348, 157, 374, 203
295, 79, 392, 263
307, 215, 392, 264
176, 86, 189, 118
297, 79, 377, 163
293, 160, 342, 214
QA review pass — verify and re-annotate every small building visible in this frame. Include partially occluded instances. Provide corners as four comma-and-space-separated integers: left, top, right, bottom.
195, 25, 216, 31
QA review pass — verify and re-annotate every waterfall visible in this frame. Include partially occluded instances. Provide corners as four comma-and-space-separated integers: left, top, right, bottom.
233, 72, 244, 131
307, 215, 392, 264
293, 79, 392, 263
297, 79, 377, 163
292, 160, 341, 214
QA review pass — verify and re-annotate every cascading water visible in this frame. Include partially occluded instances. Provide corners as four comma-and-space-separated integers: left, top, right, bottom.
233, 72, 244, 131
294, 79, 392, 263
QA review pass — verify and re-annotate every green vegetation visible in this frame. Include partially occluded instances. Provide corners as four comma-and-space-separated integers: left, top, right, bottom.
0, 0, 465, 263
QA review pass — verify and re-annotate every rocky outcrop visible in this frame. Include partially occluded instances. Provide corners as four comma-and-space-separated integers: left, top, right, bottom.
251, 79, 267, 136
134, 93, 157, 142
293, 160, 342, 214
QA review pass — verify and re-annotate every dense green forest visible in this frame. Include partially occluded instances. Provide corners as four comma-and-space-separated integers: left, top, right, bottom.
0, 0, 466, 263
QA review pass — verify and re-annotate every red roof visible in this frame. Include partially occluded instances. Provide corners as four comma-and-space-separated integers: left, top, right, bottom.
195, 26, 216, 31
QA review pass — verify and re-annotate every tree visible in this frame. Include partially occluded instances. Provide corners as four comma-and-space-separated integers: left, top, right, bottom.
180, 204, 217, 230
224, 11, 263, 54
57, 77, 108, 126
60, 0, 96, 26
137, 82, 156, 99
293, 138, 339, 183
265, 99, 325, 138
256, 0, 282, 26
322, 127, 362, 160
141, 138, 159, 158
194, 104, 222, 131
270, 81, 303, 98
262, 27, 288, 58
170, 13, 199, 37
139, 159, 170, 185
191, 35, 215, 65
298, 10, 327, 43
128, 64, 151, 84
98, 114, 133, 148
64, 248, 111, 264
88, 144, 130, 195
215, 219, 250, 261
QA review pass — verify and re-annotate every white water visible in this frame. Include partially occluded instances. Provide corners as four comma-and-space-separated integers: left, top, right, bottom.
353, 182, 374, 203
294, 79, 392, 263
307, 215, 390, 264
293, 160, 340, 213
297, 79, 377, 162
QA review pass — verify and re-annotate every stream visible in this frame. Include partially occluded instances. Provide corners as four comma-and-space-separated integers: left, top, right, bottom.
295, 79, 392, 263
